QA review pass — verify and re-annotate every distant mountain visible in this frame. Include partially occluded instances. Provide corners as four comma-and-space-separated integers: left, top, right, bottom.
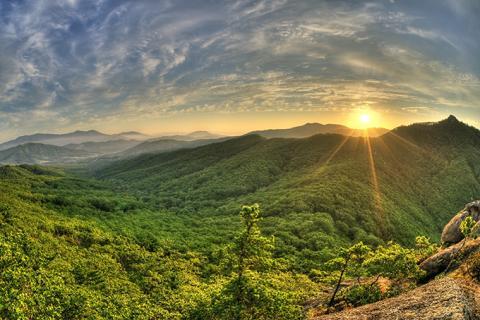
0, 130, 149, 151
157, 131, 225, 141
117, 131, 151, 141
116, 137, 230, 158
248, 123, 389, 138
0, 143, 93, 164
65, 139, 141, 155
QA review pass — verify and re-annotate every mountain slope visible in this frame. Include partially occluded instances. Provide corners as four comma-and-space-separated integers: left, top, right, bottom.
157, 131, 225, 141
0, 143, 93, 164
118, 137, 230, 158
249, 123, 389, 139
0, 165, 209, 318
65, 139, 141, 155
96, 117, 480, 267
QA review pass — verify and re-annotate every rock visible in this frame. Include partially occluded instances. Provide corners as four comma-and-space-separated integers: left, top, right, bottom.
419, 238, 480, 280
311, 277, 480, 320
441, 201, 480, 245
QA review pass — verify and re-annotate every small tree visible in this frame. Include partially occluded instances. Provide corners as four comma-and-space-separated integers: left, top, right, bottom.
327, 242, 370, 307
364, 242, 423, 295
232, 204, 274, 311
206, 205, 302, 320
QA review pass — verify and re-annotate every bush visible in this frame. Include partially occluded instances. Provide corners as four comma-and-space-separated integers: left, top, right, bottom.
341, 283, 382, 307
0, 205, 12, 224
89, 198, 116, 212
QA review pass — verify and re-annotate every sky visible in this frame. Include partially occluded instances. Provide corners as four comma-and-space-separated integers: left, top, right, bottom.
0, 0, 479, 140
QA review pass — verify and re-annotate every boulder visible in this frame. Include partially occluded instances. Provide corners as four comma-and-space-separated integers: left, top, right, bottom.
419, 238, 480, 280
441, 201, 480, 245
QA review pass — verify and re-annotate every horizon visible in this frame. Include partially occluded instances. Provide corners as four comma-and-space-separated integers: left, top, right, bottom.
0, 114, 474, 144
0, 1, 479, 141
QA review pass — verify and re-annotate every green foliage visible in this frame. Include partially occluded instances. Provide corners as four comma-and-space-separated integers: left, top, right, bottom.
1, 115, 478, 318
460, 216, 476, 238
365, 242, 424, 283
341, 283, 382, 307
414, 236, 438, 261
233, 204, 274, 274
91, 119, 480, 272
202, 205, 305, 320
0, 170, 322, 319
326, 242, 371, 306
325, 241, 424, 308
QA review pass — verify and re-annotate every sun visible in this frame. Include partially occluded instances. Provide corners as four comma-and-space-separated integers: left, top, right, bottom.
359, 114, 371, 125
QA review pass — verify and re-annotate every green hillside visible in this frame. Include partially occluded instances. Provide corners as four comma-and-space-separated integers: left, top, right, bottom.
0, 143, 93, 164
65, 139, 141, 154
118, 137, 229, 158
0, 165, 321, 319
249, 122, 389, 138
95, 116, 480, 269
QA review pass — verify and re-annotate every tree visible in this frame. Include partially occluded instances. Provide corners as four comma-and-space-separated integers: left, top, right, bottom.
205, 204, 303, 320
323, 241, 423, 308
327, 242, 370, 307
230, 204, 274, 316
364, 242, 423, 295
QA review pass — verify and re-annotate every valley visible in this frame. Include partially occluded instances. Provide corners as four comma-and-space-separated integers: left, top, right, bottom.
0, 117, 479, 318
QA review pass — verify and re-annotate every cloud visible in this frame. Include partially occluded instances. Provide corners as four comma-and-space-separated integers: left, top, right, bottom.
0, 0, 478, 138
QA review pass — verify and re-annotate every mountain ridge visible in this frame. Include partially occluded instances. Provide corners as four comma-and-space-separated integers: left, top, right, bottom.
0, 130, 150, 150
0, 143, 93, 164
248, 123, 389, 139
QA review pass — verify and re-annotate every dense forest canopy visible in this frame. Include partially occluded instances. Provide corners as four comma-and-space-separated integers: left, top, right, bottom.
0, 117, 478, 318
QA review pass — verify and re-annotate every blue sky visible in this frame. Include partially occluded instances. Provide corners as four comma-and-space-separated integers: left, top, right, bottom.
0, 0, 479, 139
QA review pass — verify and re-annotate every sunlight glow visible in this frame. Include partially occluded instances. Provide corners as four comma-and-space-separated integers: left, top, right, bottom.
315, 132, 354, 176
360, 114, 371, 124
364, 134, 386, 237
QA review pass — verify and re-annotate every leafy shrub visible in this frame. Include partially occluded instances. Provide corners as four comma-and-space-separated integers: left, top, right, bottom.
49, 195, 73, 207
54, 224, 74, 237
414, 236, 438, 261
341, 283, 381, 307
0, 205, 12, 224
135, 232, 160, 252
89, 198, 116, 212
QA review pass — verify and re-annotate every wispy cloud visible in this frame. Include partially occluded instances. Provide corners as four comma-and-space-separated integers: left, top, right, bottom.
0, 0, 478, 139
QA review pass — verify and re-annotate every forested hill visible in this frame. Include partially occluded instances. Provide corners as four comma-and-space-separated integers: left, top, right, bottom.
97, 116, 480, 249
248, 122, 389, 138
0, 143, 93, 164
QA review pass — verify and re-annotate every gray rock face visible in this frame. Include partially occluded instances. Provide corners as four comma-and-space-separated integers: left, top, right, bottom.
441, 201, 480, 245
313, 277, 480, 320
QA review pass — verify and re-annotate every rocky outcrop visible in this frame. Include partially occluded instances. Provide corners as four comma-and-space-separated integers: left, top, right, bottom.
311, 277, 480, 320
312, 201, 480, 319
441, 201, 480, 245
420, 238, 480, 280
418, 200, 480, 280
